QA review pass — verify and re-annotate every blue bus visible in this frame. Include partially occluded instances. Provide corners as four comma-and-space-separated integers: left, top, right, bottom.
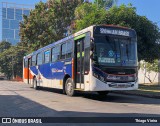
23, 25, 138, 96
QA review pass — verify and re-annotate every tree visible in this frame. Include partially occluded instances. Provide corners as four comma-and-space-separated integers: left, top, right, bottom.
106, 5, 160, 62
75, 3, 106, 31
75, 4, 160, 62
20, 0, 83, 51
94, 0, 117, 9
0, 46, 28, 79
0, 41, 11, 53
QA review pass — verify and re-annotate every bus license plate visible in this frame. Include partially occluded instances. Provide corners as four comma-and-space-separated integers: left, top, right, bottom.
116, 84, 127, 88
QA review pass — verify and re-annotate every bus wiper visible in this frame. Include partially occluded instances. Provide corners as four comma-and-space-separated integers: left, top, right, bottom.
126, 44, 129, 61
106, 36, 117, 58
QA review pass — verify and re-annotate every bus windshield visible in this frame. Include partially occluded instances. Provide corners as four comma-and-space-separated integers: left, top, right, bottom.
93, 35, 137, 67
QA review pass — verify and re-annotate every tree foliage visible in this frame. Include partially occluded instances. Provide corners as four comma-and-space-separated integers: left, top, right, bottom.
20, 0, 83, 51
75, 3, 106, 31
105, 5, 160, 62
140, 60, 159, 73
0, 46, 28, 79
94, 0, 117, 9
0, 41, 11, 53
75, 4, 160, 62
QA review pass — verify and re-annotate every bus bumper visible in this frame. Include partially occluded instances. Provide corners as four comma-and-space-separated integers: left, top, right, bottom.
89, 76, 138, 91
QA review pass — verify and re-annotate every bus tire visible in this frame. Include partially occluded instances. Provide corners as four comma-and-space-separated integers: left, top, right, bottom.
33, 78, 39, 90
65, 78, 75, 96
97, 91, 109, 96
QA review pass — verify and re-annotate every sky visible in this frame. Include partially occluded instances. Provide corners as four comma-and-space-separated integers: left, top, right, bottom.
0, 0, 160, 41
0, 0, 159, 25
117, 0, 160, 27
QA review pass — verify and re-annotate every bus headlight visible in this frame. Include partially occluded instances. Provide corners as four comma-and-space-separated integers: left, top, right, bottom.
93, 73, 105, 82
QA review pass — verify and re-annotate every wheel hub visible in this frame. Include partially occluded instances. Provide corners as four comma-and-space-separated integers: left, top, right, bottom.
67, 82, 72, 93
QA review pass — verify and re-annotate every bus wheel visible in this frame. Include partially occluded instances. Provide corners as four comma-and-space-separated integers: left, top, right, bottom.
33, 78, 38, 90
97, 91, 109, 96
65, 78, 75, 96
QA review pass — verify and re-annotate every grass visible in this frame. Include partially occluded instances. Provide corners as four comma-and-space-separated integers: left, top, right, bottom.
139, 84, 160, 90
114, 84, 160, 98
136, 84, 160, 95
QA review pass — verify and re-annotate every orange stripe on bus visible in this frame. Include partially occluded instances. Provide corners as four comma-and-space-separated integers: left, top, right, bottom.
23, 68, 33, 79
29, 71, 33, 79
24, 68, 28, 79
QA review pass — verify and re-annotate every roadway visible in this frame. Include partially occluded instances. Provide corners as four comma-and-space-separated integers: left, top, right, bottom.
0, 81, 159, 126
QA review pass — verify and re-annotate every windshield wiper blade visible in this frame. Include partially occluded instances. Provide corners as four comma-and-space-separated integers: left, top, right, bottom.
126, 44, 129, 61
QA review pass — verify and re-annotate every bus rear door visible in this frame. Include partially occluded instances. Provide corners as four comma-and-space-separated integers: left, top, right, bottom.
24, 57, 31, 84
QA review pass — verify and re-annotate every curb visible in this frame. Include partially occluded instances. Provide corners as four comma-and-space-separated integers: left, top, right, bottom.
112, 91, 160, 99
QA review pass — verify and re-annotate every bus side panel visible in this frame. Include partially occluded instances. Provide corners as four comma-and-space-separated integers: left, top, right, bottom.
64, 58, 72, 77
38, 63, 52, 87
30, 66, 38, 75
37, 60, 72, 89
50, 61, 65, 80
28, 60, 72, 89
29, 66, 38, 84
50, 60, 72, 89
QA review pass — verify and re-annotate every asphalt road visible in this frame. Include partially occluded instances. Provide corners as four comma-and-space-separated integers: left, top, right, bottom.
0, 81, 160, 126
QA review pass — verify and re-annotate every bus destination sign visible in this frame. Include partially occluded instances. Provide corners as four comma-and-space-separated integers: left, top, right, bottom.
100, 28, 130, 37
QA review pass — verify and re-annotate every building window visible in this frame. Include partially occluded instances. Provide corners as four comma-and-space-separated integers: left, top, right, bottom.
10, 20, 20, 29
2, 8, 6, 19
15, 9, 22, 20
7, 8, 14, 19
2, 19, 9, 28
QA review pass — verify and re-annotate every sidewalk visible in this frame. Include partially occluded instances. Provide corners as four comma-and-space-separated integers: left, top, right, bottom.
113, 84, 160, 99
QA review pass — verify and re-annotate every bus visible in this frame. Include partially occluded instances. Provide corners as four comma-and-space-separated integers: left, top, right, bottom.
23, 25, 138, 96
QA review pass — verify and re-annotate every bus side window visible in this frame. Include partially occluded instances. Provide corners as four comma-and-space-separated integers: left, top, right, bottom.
24, 58, 28, 68
56, 45, 60, 60
37, 52, 43, 65
44, 50, 50, 64
52, 47, 56, 62
31, 55, 36, 66
61, 43, 66, 59
52, 46, 60, 62
66, 41, 72, 58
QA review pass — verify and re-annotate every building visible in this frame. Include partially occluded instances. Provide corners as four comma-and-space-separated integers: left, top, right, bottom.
1, 2, 33, 45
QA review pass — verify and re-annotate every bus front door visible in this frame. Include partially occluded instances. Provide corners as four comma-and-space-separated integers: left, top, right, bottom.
75, 38, 85, 89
